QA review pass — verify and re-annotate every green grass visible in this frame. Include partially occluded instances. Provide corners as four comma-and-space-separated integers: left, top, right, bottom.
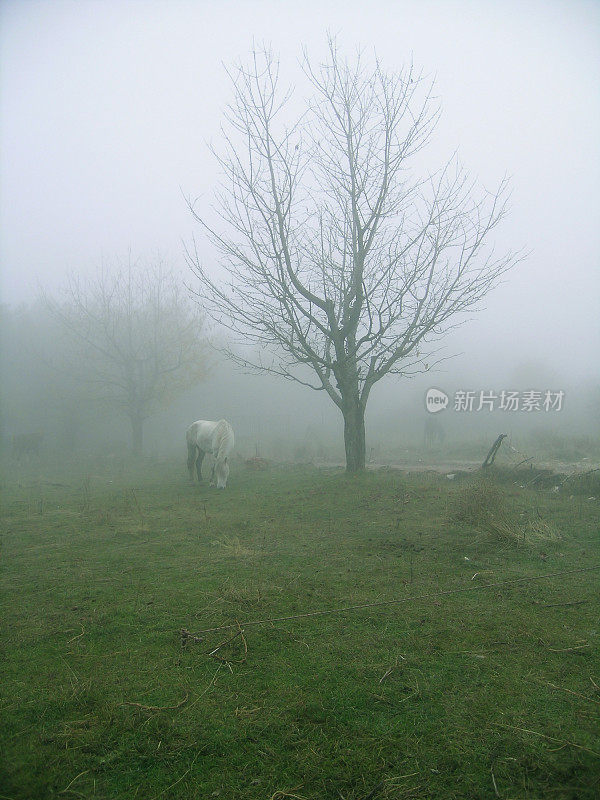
1, 459, 599, 799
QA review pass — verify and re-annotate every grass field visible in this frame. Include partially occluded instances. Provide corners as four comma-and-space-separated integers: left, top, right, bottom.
1, 458, 599, 799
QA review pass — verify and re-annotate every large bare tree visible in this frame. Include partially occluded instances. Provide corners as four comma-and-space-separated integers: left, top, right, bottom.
187, 42, 521, 472
45, 258, 205, 455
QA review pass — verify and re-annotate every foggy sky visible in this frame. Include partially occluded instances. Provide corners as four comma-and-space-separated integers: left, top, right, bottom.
1, 0, 599, 386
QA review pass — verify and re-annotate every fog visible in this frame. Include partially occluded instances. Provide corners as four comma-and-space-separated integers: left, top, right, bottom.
1, 0, 599, 463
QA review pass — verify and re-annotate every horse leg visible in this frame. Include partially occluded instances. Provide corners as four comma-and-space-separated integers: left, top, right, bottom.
187, 441, 198, 480
196, 450, 205, 482
215, 458, 229, 489
209, 459, 216, 486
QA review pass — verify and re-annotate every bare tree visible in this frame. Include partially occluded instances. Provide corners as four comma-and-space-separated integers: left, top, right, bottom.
45, 258, 205, 455
187, 42, 522, 472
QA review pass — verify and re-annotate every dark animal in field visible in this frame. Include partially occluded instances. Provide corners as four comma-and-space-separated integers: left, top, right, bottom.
186, 419, 234, 488
424, 417, 445, 448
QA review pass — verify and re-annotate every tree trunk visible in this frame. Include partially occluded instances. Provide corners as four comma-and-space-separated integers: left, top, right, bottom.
131, 414, 144, 456
342, 400, 366, 473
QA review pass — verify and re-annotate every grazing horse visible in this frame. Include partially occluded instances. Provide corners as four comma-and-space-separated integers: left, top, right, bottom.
186, 419, 234, 489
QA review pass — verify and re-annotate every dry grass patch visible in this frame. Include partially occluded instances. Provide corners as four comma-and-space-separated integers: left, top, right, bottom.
452, 474, 561, 545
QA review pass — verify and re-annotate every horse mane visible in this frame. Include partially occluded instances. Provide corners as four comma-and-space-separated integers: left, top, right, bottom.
213, 419, 234, 462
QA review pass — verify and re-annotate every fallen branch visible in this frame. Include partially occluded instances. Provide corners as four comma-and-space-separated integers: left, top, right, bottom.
180, 628, 204, 645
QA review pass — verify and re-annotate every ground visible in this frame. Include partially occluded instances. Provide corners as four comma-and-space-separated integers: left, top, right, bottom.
1, 458, 599, 799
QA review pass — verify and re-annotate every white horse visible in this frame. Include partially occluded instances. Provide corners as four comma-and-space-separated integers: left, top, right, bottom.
186, 419, 235, 489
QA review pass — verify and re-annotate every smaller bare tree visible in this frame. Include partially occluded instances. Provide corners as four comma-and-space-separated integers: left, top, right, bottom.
45, 258, 205, 455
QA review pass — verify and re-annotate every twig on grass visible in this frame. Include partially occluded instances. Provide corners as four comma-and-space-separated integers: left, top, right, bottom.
546, 682, 600, 705
492, 722, 600, 758
181, 664, 222, 716
490, 766, 500, 798
205, 622, 248, 665
59, 770, 89, 794
379, 654, 405, 684
379, 667, 394, 683
149, 750, 201, 800
207, 629, 243, 657
369, 686, 420, 710
269, 786, 307, 800
369, 692, 394, 706
123, 694, 188, 711
539, 600, 587, 608
67, 626, 85, 643
237, 619, 248, 658
547, 643, 590, 653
